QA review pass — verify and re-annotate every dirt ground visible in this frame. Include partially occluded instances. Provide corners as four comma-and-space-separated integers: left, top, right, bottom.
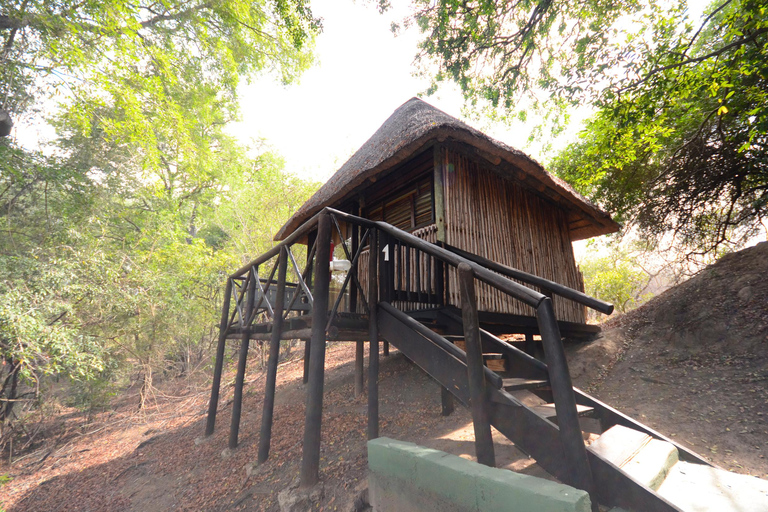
568, 242, 768, 479
2, 242, 767, 510
2, 343, 541, 511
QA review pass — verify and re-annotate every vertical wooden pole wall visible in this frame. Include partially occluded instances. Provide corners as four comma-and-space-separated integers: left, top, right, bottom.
367, 230, 380, 440
300, 213, 332, 488
258, 247, 288, 463
205, 278, 233, 436
229, 270, 256, 449
537, 297, 596, 507
458, 263, 496, 467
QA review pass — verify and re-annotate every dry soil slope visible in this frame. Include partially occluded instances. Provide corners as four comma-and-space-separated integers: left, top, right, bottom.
571, 241, 768, 478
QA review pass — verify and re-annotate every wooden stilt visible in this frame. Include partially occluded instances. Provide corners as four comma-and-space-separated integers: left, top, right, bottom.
458, 263, 496, 467
524, 332, 537, 357
229, 271, 256, 449
354, 341, 364, 397
258, 247, 288, 463
440, 386, 455, 416
206, 278, 233, 436
382, 340, 389, 356
537, 297, 596, 504
302, 339, 310, 384
300, 213, 332, 488
367, 231, 380, 440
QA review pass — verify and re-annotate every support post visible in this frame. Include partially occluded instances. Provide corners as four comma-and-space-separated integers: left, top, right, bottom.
206, 278, 233, 436
524, 332, 537, 357
458, 263, 496, 467
350, 217, 359, 314
440, 386, 454, 416
300, 212, 332, 488
354, 341, 364, 397
302, 230, 316, 385
367, 230, 380, 440
303, 340, 310, 384
382, 340, 389, 356
258, 247, 288, 463
537, 297, 596, 506
229, 270, 256, 449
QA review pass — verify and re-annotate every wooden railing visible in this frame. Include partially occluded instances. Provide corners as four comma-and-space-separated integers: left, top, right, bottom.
205, 206, 613, 497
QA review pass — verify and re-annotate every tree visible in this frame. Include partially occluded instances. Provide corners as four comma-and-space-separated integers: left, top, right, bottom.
0, 0, 322, 440
408, 0, 768, 254
579, 243, 651, 317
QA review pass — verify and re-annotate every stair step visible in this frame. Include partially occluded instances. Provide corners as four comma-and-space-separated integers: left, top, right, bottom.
502, 378, 549, 391
590, 425, 678, 491
482, 353, 503, 359
657, 461, 768, 511
530, 403, 595, 421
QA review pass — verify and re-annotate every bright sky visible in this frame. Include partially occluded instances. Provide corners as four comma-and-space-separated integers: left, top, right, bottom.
232, 0, 714, 185
231, 0, 579, 184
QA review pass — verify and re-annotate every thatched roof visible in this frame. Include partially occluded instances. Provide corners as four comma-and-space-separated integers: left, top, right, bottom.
275, 97, 619, 241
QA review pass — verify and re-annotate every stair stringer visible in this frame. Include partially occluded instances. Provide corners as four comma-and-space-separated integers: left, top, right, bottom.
378, 304, 684, 512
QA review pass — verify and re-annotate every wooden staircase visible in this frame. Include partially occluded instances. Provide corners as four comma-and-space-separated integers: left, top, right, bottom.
206, 208, 768, 512
377, 303, 760, 512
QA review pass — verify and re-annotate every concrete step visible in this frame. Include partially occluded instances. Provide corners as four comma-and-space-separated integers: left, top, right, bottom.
589, 425, 678, 490
657, 461, 768, 512
530, 403, 595, 421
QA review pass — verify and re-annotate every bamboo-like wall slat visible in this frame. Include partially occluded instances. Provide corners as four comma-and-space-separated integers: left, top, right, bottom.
439, 147, 586, 324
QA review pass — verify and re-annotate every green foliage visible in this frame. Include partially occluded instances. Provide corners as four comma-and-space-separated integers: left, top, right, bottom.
0, 0, 321, 439
579, 245, 650, 315
550, 0, 768, 255
409, 0, 768, 254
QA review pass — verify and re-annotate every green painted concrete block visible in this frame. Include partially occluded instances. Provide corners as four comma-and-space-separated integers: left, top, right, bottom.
475, 466, 591, 512
367, 438, 592, 512
415, 450, 479, 509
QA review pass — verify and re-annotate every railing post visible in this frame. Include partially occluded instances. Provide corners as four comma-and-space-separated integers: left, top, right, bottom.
354, 341, 365, 397
300, 212, 332, 488
367, 230, 380, 440
458, 263, 496, 467
303, 230, 316, 385
258, 247, 288, 463
440, 386, 455, 416
206, 277, 233, 436
537, 297, 596, 505
229, 270, 256, 449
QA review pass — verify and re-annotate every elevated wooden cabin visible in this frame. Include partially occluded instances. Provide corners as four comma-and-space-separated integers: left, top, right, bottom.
276, 98, 619, 336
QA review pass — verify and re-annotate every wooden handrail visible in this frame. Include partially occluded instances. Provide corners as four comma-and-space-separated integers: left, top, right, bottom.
326, 208, 545, 308
442, 243, 613, 314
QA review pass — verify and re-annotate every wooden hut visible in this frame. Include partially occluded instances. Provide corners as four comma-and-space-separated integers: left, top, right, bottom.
275, 98, 619, 337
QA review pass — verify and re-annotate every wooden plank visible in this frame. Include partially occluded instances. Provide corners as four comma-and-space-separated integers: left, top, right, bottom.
458, 263, 496, 467
205, 277, 233, 436
300, 213, 332, 488
258, 247, 288, 463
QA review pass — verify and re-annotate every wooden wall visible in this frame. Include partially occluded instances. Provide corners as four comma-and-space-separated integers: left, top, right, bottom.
438, 146, 586, 324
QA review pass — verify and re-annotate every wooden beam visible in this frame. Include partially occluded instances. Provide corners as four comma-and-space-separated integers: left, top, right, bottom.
258, 247, 288, 463
433, 144, 447, 243
300, 213, 332, 488
536, 297, 596, 507
205, 277, 233, 436
354, 341, 365, 397
229, 271, 256, 449
458, 263, 496, 467
367, 231, 380, 440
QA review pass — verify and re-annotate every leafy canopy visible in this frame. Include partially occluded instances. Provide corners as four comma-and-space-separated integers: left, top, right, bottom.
0, 0, 322, 425
409, 0, 768, 254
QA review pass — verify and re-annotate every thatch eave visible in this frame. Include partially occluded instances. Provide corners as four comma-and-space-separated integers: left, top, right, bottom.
275, 98, 620, 242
